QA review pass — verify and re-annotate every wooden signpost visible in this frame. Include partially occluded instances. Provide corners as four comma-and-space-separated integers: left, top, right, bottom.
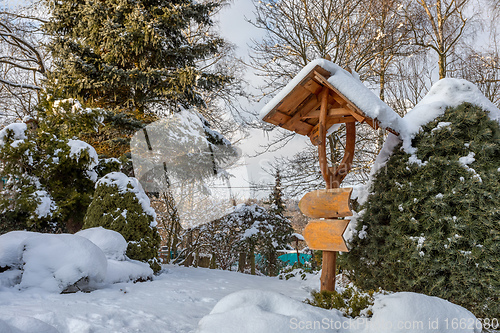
260, 57, 399, 292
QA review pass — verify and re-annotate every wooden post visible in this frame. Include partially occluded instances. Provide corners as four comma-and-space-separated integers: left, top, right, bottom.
318, 87, 331, 188
317, 86, 336, 291
321, 251, 337, 291
316, 86, 356, 292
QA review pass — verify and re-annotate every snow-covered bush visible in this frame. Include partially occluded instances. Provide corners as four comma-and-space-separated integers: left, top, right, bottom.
82, 172, 161, 272
0, 121, 98, 233
197, 290, 481, 333
305, 286, 385, 317
0, 231, 107, 293
0, 316, 59, 333
0, 228, 153, 292
193, 203, 292, 274
342, 81, 500, 318
76, 227, 153, 283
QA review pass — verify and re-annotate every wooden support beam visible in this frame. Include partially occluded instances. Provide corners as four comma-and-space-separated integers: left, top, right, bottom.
308, 116, 356, 145
322, 251, 337, 291
283, 94, 321, 132
274, 85, 311, 115
265, 110, 292, 126
329, 122, 356, 188
302, 78, 322, 95
317, 87, 331, 188
301, 107, 351, 119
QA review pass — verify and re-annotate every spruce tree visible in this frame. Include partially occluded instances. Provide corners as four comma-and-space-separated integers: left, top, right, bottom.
43, 0, 230, 157
267, 169, 286, 217
341, 103, 499, 317
83, 172, 161, 272
43, 0, 228, 113
264, 169, 291, 275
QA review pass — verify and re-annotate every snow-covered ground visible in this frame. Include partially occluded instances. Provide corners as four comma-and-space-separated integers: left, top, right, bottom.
0, 265, 315, 333
0, 264, 485, 333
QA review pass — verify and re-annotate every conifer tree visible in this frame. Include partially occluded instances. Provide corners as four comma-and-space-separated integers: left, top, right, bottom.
263, 169, 291, 275
0, 99, 102, 233
341, 103, 500, 317
83, 172, 161, 272
43, 0, 231, 157
43, 0, 228, 113
267, 169, 286, 217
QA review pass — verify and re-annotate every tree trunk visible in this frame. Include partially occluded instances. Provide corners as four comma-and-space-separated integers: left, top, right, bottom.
268, 250, 277, 277
194, 249, 199, 268
249, 248, 256, 275
184, 229, 193, 267
439, 52, 446, 79
296, 239, 301, 267
238, 252, 246, 273
209, 252, 216, 269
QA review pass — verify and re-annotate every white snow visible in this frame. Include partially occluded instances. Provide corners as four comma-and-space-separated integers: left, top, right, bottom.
0, 261, 483, 333
399, 78, 500, 155
459, 152, 476, 166
199, 290, 480, 333
0, 316, 59, 333
104, 259, 152, 284
291, 232, 305, 241
458, 152, 482, 182
358, 225, 368, 239
76, 227, 128, 261
0, 231, 33, 269
368, 133, 401, 184
0, 228, 154, 293
0, 265, 314, 333
431, 121, 452, 132
0, 232, 108, 293
75, 227, 153, 284
96, 172, 157, 226
363, 78, 500, 200
31, 190, 56, 219
259, 58, 402, 133
0, 123, 27, 147
367, 292, 480, 333
197, 289, 345, 333
66, 139, 99, 169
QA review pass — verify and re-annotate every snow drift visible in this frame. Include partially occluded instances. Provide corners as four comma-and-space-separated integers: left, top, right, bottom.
197, 290, 481, 333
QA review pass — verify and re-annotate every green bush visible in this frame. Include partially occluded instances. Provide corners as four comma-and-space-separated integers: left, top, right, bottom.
341, 103, 500, 318
305, 286, 380, 317
83, 172, 161, 272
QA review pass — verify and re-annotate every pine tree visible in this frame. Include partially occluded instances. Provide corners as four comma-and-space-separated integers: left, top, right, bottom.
267, 169, 286, 217
263, 169, 291, 275
82, 172, 161, 272
341, 103, 500, 317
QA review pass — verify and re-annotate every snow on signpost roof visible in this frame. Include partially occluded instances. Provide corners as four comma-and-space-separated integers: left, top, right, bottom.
259, 58, 403, 137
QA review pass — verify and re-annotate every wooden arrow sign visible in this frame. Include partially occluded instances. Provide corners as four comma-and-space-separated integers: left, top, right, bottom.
303, 219, 349, 252
299, 188, 352, 218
